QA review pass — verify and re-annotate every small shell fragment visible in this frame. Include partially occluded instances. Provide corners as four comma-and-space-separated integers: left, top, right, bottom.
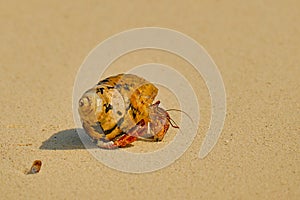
27, 160, 42, 174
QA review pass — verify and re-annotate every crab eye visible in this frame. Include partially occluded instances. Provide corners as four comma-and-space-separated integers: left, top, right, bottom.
79, 97, 89, 107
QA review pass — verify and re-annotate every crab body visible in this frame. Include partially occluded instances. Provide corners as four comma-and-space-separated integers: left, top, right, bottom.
78, 74, 170, 149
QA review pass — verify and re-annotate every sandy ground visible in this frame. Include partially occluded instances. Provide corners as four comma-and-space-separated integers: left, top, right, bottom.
0, 0, 299, 199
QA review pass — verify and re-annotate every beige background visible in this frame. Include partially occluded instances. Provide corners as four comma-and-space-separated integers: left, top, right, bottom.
0, 0, 299, 199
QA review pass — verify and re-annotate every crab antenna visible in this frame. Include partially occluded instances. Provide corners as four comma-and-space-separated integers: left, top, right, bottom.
165, 109, 194, 124
167, 116, 180, 129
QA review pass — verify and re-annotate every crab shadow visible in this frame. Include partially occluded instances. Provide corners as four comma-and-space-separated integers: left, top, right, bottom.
39, 128, 87, 150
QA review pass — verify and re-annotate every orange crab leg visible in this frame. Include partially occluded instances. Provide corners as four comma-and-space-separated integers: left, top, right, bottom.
113, 135, 137, 147
113, 119, 147, 147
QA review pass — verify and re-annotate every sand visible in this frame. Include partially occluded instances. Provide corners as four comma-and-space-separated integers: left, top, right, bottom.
0, 0, 299, 199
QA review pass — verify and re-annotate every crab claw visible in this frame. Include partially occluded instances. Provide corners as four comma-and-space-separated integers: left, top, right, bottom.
149, 101, 170, 141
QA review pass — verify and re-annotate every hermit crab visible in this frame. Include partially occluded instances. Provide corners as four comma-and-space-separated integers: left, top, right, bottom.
78, 74, 178, 149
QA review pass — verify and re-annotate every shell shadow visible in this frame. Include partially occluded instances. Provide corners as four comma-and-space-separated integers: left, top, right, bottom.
39, 128, 141, 150
39, 128, 86, 150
